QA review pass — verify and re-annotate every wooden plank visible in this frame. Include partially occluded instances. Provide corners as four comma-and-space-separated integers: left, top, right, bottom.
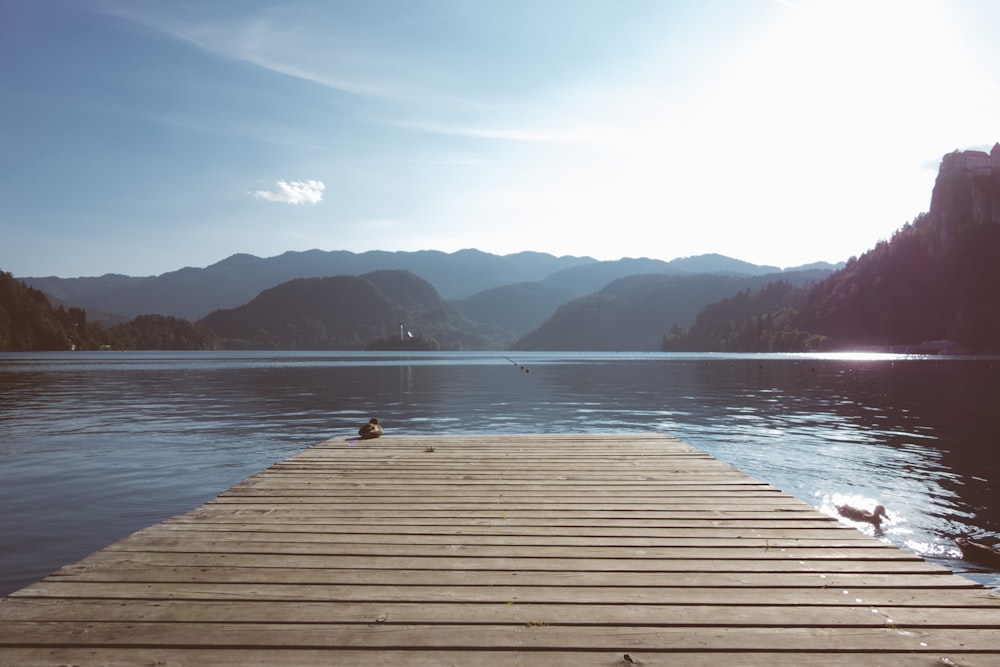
2, 433, 999, 666
6, 598, 1000, 627
49, 563, 953, 585
62, 549, 924, 576
2, 620, 998, 652
11, 581, 988, 605
0, 649, 986, 667
96, 540, 949, 566
171, 506, 840, 519
0, 648, 977, 667
99, 529, 922, 556
160, 516, 860, 529
150, 514, 861, 527
113, 525, 889, 551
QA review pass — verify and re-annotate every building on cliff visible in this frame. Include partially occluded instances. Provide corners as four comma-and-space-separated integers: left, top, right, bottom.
957, 142, 1000, 175
928, 142, 1000, 250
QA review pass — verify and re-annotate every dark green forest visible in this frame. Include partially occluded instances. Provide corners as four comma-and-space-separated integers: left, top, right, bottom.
663, 214, 1000, 353
0, 271, 85, 351
0, 271, 217, 351
661, 279, 824, 352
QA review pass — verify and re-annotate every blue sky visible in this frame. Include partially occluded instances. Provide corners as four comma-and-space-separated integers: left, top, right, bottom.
2, 0, 999, 278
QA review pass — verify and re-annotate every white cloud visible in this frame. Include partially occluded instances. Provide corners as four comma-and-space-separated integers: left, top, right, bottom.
250, 179, 325, 204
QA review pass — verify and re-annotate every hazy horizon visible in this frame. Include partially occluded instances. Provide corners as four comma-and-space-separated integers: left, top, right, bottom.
15, 246, 848, 281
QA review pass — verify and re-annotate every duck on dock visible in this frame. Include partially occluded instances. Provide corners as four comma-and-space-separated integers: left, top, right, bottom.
836, 503, 887, 528
358, 418, 383, 440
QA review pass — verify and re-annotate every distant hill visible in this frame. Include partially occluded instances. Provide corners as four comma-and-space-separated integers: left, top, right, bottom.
536, 254, 795, 296
22, 249, 596, 321
198, 270, 501, 350
514, 270, 832, 351
449, 282, 577, 337
664, 143, 1000, 353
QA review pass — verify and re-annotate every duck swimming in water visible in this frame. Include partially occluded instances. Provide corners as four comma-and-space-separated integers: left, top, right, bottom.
836, 503, 887, 528
956, 537, 1000, 568
358, 418, 383, 440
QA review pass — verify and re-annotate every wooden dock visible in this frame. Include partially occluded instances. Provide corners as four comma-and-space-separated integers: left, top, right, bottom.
2, 433, 1000, 666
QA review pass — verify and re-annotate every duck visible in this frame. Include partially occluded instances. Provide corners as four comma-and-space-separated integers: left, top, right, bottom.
956, 537, 1000, 568
358, 418, 383, 440
836, 503, 887, 527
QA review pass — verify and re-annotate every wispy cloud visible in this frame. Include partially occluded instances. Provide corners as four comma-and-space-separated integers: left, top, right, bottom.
250, 179, 325, 204
386, 117, 621, 145
100, 5, 430, 104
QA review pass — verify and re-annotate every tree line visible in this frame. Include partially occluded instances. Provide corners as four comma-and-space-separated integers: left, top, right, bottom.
1, 271, 218, 351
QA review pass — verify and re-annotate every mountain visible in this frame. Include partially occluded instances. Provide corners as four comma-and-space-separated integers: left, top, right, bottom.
449, 282, 577, 337
664, 143, 1000, 353
535, 253, 833, 297
19, 273, 154, 318
22, 249, 596, 321
666, 253, 784, 275
448, 254, 839, 339
514, 270, 831, 351
21, 250, 830, 323
198, 269, 500, 350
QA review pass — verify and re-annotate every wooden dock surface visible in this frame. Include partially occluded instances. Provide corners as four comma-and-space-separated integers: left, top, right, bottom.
2, 433, 1000, 666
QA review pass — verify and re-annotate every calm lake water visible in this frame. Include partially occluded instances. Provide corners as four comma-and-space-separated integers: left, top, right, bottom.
1, 350, 998, 595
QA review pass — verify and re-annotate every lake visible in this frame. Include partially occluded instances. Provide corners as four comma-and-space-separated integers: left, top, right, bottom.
1, 350, 998, 596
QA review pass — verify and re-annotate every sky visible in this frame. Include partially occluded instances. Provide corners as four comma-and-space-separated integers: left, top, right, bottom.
2, 0, 999, 278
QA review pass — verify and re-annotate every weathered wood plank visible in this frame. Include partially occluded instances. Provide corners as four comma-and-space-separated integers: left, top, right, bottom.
110, 525, 887, 546
11, 581, 987, 604
165, 517, 869, 534
170, 507, 846, 521
0, 648, 974, 667
0, 648, 987, 667
48, 562, 952, 585
98, 539, 949, 567
1, 621, 996, 652
5, 598, 1000, 628
63, 547, 924, 570
183, 507, 832, 520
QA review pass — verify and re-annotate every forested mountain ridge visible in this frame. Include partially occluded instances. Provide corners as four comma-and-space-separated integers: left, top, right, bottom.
0, 271, 216, 351
197, 270, 502, 350
514, 270, 831, 351
664, 143, 1000, 353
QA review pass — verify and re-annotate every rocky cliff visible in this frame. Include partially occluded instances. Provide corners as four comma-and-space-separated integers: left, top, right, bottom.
928, 142, 1000, 251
